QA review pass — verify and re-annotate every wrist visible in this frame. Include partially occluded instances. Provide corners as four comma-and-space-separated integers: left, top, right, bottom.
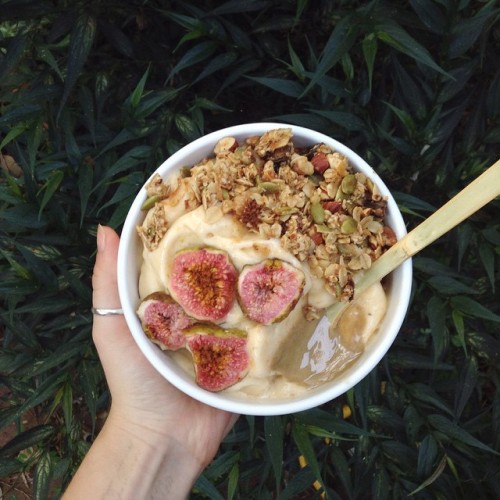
65, 409, 202, 500
104, 409, 203, 495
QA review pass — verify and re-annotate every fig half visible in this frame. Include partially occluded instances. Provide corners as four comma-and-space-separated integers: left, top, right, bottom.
137, 292, 193, 350
184, 324, 249, 392
238, 259, 305, 325
169, 247, 238, 322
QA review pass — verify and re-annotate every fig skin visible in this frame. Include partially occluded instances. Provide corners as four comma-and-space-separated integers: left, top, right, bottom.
238, 259, 305, 325
137, 292, 193, 350
169, 247, 238, 322
184, 325, 249, 392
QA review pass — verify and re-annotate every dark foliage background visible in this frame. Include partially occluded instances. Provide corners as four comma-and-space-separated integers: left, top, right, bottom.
1, 0, 499, 498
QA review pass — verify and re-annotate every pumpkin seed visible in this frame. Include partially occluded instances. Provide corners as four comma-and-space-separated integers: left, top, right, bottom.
315, 223, 333, 233
141, 194, 161, 211
341, 216, 357, 234
341, 174, 357, 194
311, 201, 325, 224
259, 181, 281, 193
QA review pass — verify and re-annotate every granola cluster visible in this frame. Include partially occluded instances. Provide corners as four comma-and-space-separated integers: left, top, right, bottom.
138, 128, 396, 303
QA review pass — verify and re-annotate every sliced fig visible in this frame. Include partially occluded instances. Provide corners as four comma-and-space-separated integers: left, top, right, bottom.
169, 247, 237, 322
238, 259, 305, 325
137, 292, 193, 350
184, 324, 249, 392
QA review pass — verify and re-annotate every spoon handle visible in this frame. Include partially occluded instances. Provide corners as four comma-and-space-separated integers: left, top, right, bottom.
327, 158, 500, 323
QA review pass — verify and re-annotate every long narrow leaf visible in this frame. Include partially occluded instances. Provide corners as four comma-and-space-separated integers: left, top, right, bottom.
375, 20, 450, 77
264, 416, 285, 491
428, 414, 499, 455
57, 14, 96, 120
0, 425, 54, 458
291, 419, 325, 492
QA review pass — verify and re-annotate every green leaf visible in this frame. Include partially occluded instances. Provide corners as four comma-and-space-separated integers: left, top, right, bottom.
62, 382, 74, 435
0, 457, 23, 477
128, 67, 150, 110
427, 276, 478, 295
393, 192, 435, 217
0, 123, 28, 150
367, 405, 405, 433
0, 425, 55, 458
427, 414, 499, 455
0, 103, 42, 126
175, 114, 200, 142
297, 408, 371, 437
203, 450, 239, 480
451, 296, 500, 323
375, 20, 450, 77
451, 309, 467, 354
372, 466, 390, 500
416, 434, 439, 477
38, 170, 64, 218
426, 296, 448, 363
27, 342, 84, 377
407, 383, 454, 417
449, 4, 499, 58
384, 102, 416, 133
265, 416, 285, 490
413, 257, 462, 279
0, 371, 67, 431
33, 450, 53, 500
287, 38, 306, 80
381, 440, 418, 470
227, 463, 239, 500
36, 45, 63, 80
247, 76, 304, 98
309, 109, 366, 131
466, 331, 500, 361
279, 466, 317, 500
0, 249, 31, 280
97, 145, 152, 185
329, 445, 352, 495
168, 41, 218, 80
291, 420, 325, 492
409, 0, 446, 34
193, 473, 225, 500
79, 361, 103, 436
410, 454, 447, 496
194, 52, 238, 83
97, 172, 144, 214
78, 164, 93, 225
478, 242, 495, 292
57, 14, 97, 120
0, 34, 27, 80
453, 356, 478, 420
482, 226, 500, 245
362, 34, 377, 93
211, 0, 270, 15
303, 14, 359, 94
99, 19, 134, 58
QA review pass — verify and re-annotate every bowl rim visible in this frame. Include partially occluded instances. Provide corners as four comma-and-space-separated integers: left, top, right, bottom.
117, 122, 412, 416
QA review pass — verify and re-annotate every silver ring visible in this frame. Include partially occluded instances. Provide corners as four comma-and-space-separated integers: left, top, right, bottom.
91, 307, 124, 316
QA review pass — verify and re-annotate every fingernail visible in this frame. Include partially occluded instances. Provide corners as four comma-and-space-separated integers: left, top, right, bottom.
97, 224, 106, 253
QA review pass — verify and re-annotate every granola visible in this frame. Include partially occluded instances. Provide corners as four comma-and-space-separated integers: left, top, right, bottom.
138, 128, 395, 304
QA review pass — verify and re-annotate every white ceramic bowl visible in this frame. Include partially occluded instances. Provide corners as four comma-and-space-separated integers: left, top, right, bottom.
117, 122, 412, 416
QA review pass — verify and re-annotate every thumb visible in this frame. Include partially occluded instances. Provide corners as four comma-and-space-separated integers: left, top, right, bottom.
92, 225, 131, 357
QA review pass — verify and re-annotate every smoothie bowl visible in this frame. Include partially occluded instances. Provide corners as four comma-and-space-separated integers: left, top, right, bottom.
117, 123, 412, 416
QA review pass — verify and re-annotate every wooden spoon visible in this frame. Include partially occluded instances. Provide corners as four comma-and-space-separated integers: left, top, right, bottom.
325, 158, 500, 327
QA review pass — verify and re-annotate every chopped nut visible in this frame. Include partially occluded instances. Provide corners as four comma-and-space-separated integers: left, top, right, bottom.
311, 152, 329, 173
214, 136, 238, 155
291, 154, 314, 175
